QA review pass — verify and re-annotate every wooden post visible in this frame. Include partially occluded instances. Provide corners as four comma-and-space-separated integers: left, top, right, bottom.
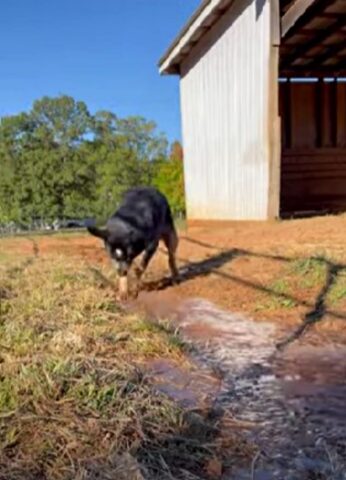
315, 78, 323, 148
330, 79, 337, 148
283, 79, 292, 149
267, 0, 281, 219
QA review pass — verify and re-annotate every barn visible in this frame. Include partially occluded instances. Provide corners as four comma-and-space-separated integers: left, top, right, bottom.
159, 0, 346, 220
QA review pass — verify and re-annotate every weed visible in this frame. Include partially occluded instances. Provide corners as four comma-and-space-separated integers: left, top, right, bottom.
327, 269, 346, 305
291, 257, 327, 288
256, 278, 296, 311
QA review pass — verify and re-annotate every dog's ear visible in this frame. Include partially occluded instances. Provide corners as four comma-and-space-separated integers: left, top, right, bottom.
87, 226, 109, 240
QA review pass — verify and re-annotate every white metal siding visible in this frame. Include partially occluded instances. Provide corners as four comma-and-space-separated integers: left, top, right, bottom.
180, 0, 271, 220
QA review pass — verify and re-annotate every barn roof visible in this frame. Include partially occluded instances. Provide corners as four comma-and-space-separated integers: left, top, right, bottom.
158, 0, 233, 75
159, 0, 346, 77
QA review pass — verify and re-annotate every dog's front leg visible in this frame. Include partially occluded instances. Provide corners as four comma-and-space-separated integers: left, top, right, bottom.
117, 275, 129, 301
135, 241, 159, 282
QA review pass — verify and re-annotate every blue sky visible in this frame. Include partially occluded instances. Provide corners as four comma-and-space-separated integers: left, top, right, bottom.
0, 0, 200, 142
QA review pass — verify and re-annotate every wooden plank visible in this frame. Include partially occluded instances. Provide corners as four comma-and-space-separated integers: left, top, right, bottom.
282, 80, 292, 149
315, 79, 323, 148
281, 146, 346, 214
337, 82, 346, 148
306, 39, 346, 70
280, 67, 346, 76
281, 16, 346, 69
282, 0, 336, 39
290, 83, 317, 148
282, 156, 346, 164
283, 161, 346, 168
282, 148, 346, 159
283, 81, 346, 151
283, 170, 346, 178
282, 148, 346, 154
330, 80, 338, 147
268, 0, 281, 219
271, 0, 281, 45
281, 0, 316, 37
322, 81, 333, 148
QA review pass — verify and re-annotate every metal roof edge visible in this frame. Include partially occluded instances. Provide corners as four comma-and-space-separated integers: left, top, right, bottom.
158, 0, 231, 75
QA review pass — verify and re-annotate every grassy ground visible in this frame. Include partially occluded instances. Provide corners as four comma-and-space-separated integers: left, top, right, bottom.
3, 215, 346, 478
0, 242, 251, 480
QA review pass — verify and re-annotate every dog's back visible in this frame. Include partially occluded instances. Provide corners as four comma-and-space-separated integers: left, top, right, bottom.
108, 187, 173, 240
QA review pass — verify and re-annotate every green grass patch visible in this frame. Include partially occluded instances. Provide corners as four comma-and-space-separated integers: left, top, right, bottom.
255, 256, 331, 312
327, 269, 346, 305
291, 256, 327, 288
256, 277, 297, 311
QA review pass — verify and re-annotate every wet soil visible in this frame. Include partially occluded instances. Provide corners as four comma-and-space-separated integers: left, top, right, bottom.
137, 291, 346, 479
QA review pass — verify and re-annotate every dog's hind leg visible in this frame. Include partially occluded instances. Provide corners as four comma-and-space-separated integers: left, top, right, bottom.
162, 228, 179, 280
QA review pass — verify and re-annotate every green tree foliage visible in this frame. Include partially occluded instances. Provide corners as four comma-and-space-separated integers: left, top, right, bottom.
0, 97, 95, 223
0, 95, 185, 225
153, 141, 185, 216
92, 115, 168, 220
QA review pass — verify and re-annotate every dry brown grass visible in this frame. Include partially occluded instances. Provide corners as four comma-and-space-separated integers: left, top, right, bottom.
0, 247, 252, 479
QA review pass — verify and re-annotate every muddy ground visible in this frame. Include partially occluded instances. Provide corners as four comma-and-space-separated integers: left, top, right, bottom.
2, 215, 346, 478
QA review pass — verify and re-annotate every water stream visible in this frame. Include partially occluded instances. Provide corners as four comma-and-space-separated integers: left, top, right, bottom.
138, 294, 346, 479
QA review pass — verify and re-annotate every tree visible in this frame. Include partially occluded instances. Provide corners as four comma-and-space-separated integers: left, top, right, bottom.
0, 96, 95, 223
170, 140, 183, 162
31, 95, 92, 147
0, 113, 35, 222
153, 140, 185, 216
93, 116, 168, 219
0, 95, 184, 226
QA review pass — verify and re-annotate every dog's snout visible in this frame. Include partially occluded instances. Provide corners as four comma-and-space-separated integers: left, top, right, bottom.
112, 259, 129, 276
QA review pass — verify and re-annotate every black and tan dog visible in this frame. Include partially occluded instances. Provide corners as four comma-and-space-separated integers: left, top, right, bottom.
87, 187, 179, 300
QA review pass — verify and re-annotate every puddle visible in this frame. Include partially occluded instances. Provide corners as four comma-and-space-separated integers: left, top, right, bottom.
134, 292, 346, 479
145, 358, 221, 408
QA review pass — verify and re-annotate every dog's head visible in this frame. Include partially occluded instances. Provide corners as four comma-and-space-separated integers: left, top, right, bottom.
87, 226, 132, 276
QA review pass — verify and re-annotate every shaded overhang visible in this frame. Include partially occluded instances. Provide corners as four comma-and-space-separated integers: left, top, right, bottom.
280, 0, 346, 77
159, 0, 346, 77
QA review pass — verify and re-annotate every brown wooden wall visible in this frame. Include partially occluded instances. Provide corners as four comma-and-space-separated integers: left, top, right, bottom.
279, 80, 346, 215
